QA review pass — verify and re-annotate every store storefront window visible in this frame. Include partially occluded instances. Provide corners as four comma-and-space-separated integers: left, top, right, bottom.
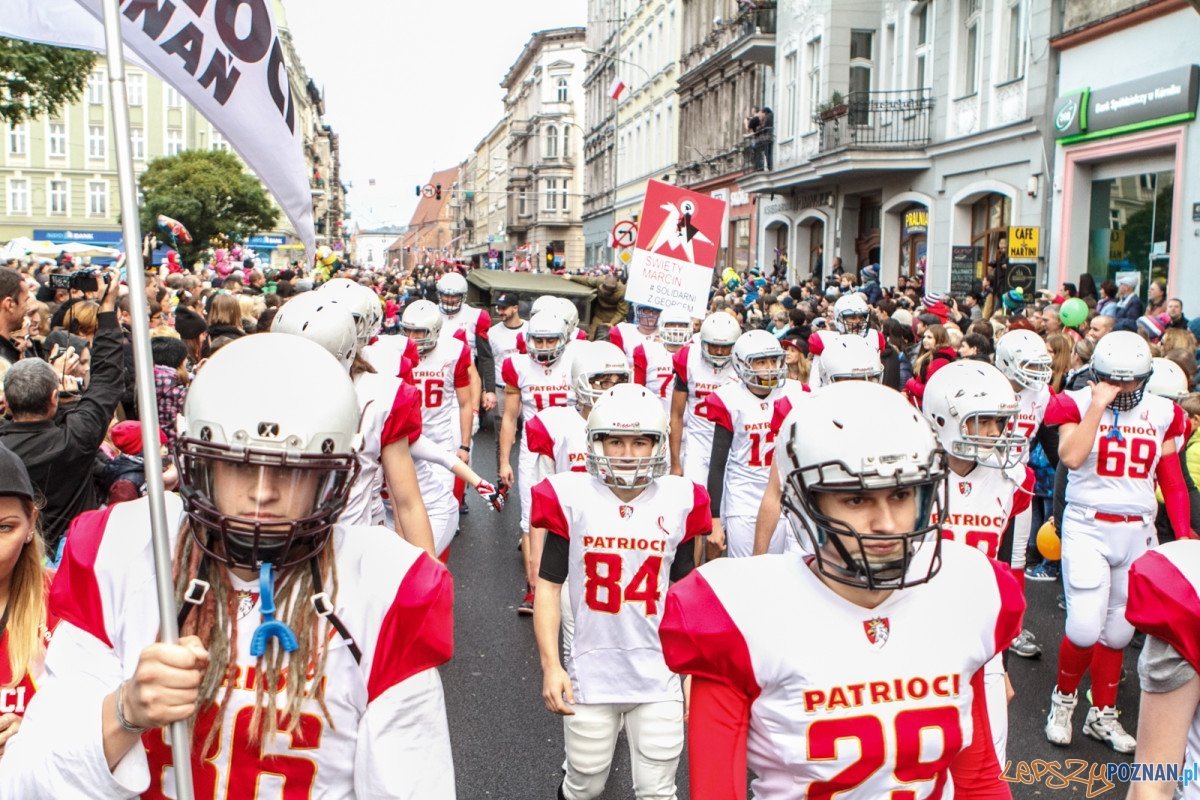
971, 193, 1011, 284
734, 218, 751, 272
1086, 171, 1173, 297
900, 205, 928, 280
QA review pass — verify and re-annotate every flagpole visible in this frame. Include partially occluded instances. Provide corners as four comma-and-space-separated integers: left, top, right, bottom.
98, 1, 196, 795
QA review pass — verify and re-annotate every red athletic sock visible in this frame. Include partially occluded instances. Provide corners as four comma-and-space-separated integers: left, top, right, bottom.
1056, 637, 1094, 695
1090, 645, 1125, 708
1011, 567, 1026, 594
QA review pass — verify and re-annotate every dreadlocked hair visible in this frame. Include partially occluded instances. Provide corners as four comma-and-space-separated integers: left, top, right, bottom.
172, 521, 339, 753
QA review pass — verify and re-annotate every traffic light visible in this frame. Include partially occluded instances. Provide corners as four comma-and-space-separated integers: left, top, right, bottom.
415, 185, 421, 197
435, 184, 442, 200
546, 245, 554, 267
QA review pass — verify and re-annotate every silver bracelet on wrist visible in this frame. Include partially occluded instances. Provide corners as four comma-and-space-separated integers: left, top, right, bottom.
115, 680, 147, 734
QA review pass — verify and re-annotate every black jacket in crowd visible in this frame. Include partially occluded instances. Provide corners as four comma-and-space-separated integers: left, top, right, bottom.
0, 311, 125, 552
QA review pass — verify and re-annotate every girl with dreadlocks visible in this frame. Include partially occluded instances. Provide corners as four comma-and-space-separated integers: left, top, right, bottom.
0, 334, 456, 798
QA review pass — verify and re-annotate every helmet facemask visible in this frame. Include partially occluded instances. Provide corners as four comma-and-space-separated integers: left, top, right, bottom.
702, 341, 734, 370
585, 431, 668, 489
530, 334, 566, 365
1008, 357, 1052, 390
438, 293, 464, 316
737, 353, 787, 391
176, 438, 359, 571
659, 323, 692, 347
636, 306, 661, 330
402, 324, 438, 354
838, 312, 869, 336
953, 412, 1025, 469
779, 449, 947, 591
1092, 370, 1149, 412
574, 370, 629, 409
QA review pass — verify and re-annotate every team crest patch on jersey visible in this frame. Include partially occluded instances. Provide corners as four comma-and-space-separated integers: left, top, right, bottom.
863, 617, 890, 649
236, 591, 259, 620
619, 505, 635, 519
958, 481, 971, 497
760, 402, 769, 411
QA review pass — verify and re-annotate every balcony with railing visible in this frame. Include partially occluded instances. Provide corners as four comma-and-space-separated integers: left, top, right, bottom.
814, 89, 933, 155
742, 128, 775, 173
730, 0, 777, 65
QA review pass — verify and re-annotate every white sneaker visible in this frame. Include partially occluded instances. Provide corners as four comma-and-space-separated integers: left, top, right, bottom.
1083, 706, 1136, 753
1045, 689, 1077, 746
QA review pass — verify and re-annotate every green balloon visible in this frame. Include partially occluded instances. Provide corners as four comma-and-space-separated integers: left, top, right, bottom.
1060, 297, 1088, 328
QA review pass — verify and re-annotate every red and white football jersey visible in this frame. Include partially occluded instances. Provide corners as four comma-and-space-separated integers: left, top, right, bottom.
1127, 539, 1200, 797
661, 543, 1023, 799
1046, 389, 1185, 513
440, 304, 490, 358
633, 340, 679, 415
361, 335, 420, 379
0, 597, 57, 718
941, 463, 1035, 560
531, 472, 711, 704
706, 380, 810, 517
672, 343, 738, 462
489, 320, 528, 389
607, 322, 653, 362
343, 372, 423, 526
525, 406, 588, 477
1010, 384, 1052, 463
808, 329, 886, 386
6, 495, 454, 799
501, 355, 573, 425
407, 337, 472, 450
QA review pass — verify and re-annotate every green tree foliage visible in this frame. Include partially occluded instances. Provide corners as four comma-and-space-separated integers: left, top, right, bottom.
138, 150, 279, 263
0, 38, 96, 125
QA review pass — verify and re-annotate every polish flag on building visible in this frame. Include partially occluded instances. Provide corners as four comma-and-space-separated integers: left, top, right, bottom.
608, 77, 627, 102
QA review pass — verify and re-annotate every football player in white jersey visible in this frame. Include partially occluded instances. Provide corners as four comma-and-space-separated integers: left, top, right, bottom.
1126, 540, 1200, 800
633, 306, 692, 415
436, 270, 496, 414
323, 277, 419, 379
271, 292, 436, 556
808, 293, 885, 387
500, 311, 575, 611
1043, 331, 1194, 753
0, 335, 455, 799
923, 360, 1034, 766
532, 384, 710, 800
516, 296, 590, 360
661, 381, 1023, 800
669, 313, 741, 484
521, 342, 632, 617
608, 304, 662, 362
706, 331, 809, 558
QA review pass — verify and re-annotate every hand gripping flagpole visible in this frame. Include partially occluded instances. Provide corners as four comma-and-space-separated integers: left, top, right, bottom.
98, 1, 196, 796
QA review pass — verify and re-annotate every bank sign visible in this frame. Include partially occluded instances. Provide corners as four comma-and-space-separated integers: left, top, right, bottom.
1054, 65, 1198, 144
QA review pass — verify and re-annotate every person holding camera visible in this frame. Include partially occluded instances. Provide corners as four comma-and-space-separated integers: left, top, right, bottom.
0, 269, 125, 564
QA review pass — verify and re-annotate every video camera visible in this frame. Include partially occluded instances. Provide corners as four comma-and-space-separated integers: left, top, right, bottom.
48, 267, 101, 293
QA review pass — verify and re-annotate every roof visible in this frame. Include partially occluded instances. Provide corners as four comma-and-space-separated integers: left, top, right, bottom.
500, 27, 587, 90
466, 269, 598, 300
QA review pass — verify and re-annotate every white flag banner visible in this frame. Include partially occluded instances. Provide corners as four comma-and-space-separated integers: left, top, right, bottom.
0, 0, 315, 254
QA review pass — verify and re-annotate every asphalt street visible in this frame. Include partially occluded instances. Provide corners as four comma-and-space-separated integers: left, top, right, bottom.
440, 429, 1143, 799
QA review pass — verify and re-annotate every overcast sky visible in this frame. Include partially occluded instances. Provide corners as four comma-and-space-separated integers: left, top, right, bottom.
282, 1, 587, 231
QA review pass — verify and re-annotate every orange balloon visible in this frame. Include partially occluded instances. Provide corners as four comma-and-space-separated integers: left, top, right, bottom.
1036, 520, 1061, 561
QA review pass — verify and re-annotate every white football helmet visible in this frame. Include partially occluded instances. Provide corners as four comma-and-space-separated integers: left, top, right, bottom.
922, 361, 1025, 469
732, 330, 787, 390
176, 334, 361, 570
635, 304, 662, 329
571, 341, 631, 408
530, 295, 556, 317
585, 384, 670, 489
995, 330, 1053, 391
526, 311, 568, 365
436, 271, 469, 315
400, 299, 444, 354
699, 313, 741, 370
270, 291, 358, 370
1147, 357, 1189, 402
819, 334, 883, 385
775, 381, 947, 590
657, 306, 693, 348
1091, 331, 1154, 411
320, 277, 383, 346
833, 293, 871, 336
549, 296, 581, 340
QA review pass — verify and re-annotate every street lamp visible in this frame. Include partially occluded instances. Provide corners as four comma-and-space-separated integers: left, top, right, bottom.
582, 48, 653, 83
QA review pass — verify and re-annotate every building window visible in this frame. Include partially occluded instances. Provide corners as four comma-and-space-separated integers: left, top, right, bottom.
167, 128, 184, 156
518, 190, 528, 217
7, 179, 29, 215
561, 126, 570, 159
960, 0, 982, 96
211, 130, 228, 152
557, 78, 569, 103
48, 122, 67, 157
166, 85, 182, 109
88, 125, 106, 159
1002, 0, 1025, 82
912, 2, 931, 90
559, 179, 569, 210
545, 125, 558, 159
131, 127, 145, 161
970, 192, 1011, 283
781, 51, 797, 139
88, 180, 108, 216
87, 70, 105, 105
849, 31, 874, 124
7, 124, 27, 157
545, 178, 559, 211
806, 37, 822, 131
127, 73, 144, 107
49, 180, 68, 215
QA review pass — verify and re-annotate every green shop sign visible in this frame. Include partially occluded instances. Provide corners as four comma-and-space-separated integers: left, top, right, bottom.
1054, 65, 1198, 144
